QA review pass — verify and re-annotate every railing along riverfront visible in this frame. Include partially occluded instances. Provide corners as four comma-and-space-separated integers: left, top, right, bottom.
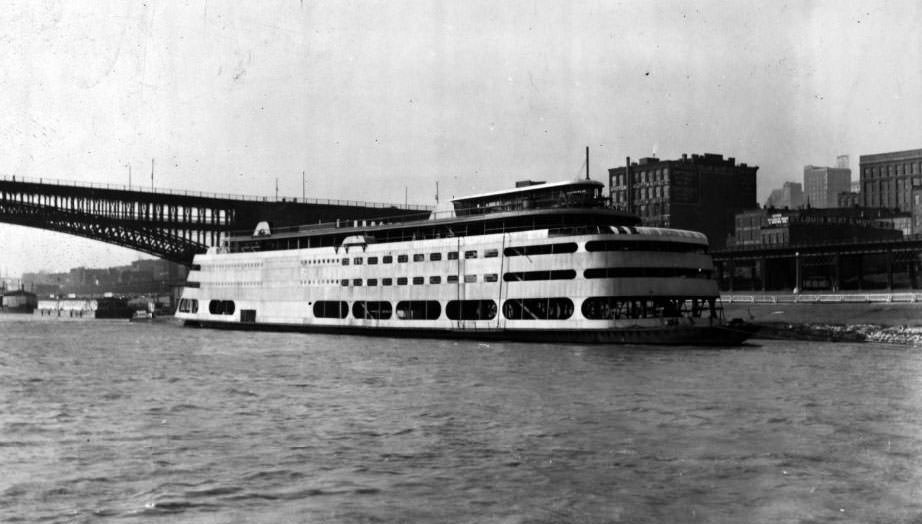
721, 293, 922, 304
0, 174, 432, 211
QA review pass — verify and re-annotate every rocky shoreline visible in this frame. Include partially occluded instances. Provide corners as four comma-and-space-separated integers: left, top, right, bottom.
752, 322, 922, 345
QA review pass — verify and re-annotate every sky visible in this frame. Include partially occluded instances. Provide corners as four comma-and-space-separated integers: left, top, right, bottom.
1, 0, 921, 277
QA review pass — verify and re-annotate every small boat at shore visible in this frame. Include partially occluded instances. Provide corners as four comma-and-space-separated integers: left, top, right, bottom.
129, 310, 155, 322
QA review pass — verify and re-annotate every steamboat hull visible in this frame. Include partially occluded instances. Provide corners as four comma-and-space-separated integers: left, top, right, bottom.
183, 319, 757, 346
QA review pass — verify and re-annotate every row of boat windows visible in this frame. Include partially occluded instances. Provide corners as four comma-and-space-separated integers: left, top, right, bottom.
197, 267, 712, 290
341, 249, 498, 266
309, 297, 715, 321
193, 296, 718, 321
312, 298, 574, 321
339, 274, 499, 287
203, 240, 706, 272
335, 267, 711, 287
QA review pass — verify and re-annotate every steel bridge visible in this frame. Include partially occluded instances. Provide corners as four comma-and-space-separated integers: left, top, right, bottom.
0, 175, 430, 266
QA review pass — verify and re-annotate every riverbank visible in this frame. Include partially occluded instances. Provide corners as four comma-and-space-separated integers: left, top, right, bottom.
723, 301, 922, 345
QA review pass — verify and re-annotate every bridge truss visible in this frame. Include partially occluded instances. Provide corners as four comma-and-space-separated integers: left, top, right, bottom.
0, 177, 427, 266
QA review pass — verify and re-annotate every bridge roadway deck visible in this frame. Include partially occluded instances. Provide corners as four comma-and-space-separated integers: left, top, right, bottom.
0, 175, 430, 265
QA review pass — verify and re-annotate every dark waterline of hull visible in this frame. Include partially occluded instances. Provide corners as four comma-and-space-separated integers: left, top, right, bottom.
184, 320, 758, 346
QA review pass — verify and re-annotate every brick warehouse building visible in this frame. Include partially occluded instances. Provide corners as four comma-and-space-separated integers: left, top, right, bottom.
859, 148, 922, 211
608, 153, 758, 249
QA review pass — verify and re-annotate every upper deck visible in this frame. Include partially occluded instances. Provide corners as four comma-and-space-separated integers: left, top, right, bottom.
225, 179, 639, 253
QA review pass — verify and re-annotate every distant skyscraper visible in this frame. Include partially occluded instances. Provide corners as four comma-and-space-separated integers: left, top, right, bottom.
836, 155, 850, 169
859, 148, 922, 211
804, 165, 851, 208
765, 181, 803, 209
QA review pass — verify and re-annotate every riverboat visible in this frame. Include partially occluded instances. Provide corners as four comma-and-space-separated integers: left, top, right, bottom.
175, 178, 756, 345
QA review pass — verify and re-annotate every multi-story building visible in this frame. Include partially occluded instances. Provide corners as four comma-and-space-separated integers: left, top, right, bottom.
838, 191, 859, 208
859, 148, 922, 211
731, 207, 905, 247
608, 153, 758, 249
765, 181, 804, 209
803, 165, 851, 208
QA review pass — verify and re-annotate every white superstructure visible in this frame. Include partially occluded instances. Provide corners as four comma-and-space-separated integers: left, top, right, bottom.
175, 180, 751, 344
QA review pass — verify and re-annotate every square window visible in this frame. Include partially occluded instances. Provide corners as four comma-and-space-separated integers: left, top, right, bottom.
412, 276, 425, 285
397, 277, 408, 285
383, 255, 393, 264
430, 253, 442, 261
464, 250, 478, 259
353, 279, 362, 286
430, 276, 441, 284
413, 253, 425, 262
367, 278, 378, 286
368, 256, 378, 265
382, 278, 393, 286
341, 279, 349, 286
353, 257, 363, 265
447, 251, 459, 260
397, 254, 408, 263
341, 258, 349, 266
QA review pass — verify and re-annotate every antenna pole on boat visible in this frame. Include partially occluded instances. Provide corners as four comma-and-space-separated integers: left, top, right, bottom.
585, 146, 590, 180
435, 181, 439, 204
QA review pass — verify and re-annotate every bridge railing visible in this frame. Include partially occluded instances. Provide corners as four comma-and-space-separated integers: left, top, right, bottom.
0, 174, 432, 211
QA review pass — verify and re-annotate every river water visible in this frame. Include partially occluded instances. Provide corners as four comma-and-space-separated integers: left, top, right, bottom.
1, 317, 921, 523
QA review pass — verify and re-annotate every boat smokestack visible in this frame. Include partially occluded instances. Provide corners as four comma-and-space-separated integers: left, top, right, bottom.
585, 146, 590, 180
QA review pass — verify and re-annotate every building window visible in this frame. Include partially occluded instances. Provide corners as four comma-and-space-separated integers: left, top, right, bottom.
341, 258, 349, 266
464, 274, 477, 283
447, 275, 459, 283
413, 253, 425, 262
412, 276, 425, 285
353, 279, 363, 286
367, 278, 378, 286
484, 273, 498, 283
368, 256, 378, 265
430, 276, 441, 284
353, 257, 363, 265
484, 249, 499, 258
397, 277, 408, 285
464, 250, 478, 259
447, 251, 459, 260
430, 253, 442, 261
341, 279, 349, 287
397, 254, 408, 263
382, 278, 393, 286
383, 255, 393, 264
